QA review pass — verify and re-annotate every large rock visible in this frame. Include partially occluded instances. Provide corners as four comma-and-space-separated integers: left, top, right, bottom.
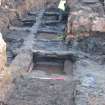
67, 11, 105, 40
66, 0, 105, 40
0, 32, 6, 72
67, 9, 96, 39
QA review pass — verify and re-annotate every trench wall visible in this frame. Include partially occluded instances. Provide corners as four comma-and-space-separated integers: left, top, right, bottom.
0, 0, 59, 33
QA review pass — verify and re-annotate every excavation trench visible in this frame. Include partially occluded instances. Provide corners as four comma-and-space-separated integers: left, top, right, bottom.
2, 6, 77, 105
5, 6, 67, 64
1, 0, 105, 105
4, 3, 105, 105
6, 2, 105, 104
32, 51, 75, 75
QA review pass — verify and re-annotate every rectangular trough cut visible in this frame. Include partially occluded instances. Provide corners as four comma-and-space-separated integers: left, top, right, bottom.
32, 53, 74, 75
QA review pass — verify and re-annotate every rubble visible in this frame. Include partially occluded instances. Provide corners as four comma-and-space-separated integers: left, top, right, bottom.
92, 17, 105, 32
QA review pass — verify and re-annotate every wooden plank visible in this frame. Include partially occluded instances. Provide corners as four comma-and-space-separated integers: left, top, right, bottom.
33, 49, 77, 60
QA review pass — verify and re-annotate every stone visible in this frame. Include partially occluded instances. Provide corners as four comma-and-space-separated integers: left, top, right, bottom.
92, 17, 105, 32
66, 0, 104, 40
64, 60, 73, 75
0, 32, 6, 72
67, 1, 105, 40
67, 9, 93, 38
